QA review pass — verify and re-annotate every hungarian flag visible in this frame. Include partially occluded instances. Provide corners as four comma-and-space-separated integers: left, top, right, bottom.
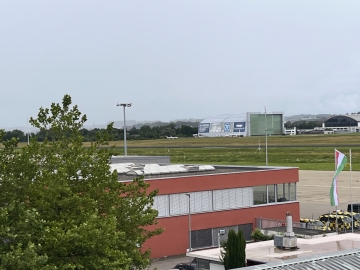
330, 150, 348, 206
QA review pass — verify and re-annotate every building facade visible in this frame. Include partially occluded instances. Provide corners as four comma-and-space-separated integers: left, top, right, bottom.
198, 112, 284, 137
114, 164, 300, 259
322, 114, 360, 132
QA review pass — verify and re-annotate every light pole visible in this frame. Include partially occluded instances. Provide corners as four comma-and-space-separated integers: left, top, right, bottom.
185, 193, 191, 252
264, 106, 268, 166
116, 102, 132, 156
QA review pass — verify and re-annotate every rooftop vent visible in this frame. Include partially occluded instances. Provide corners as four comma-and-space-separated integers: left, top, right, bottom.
187, 166, 199, 172
274, 212, 297, 250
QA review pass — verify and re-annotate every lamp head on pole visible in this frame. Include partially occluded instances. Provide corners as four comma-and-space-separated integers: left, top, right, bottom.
116, 102, 132, 108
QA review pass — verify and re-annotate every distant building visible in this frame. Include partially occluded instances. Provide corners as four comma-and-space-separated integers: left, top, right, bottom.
322, 114, 360, 133
198, 112, 284, 137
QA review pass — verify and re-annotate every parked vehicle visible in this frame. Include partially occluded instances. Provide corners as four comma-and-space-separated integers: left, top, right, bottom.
319, 214, 354, 231
172, 263, 195, 270
300, 218, 331, 231
332, 210, 360, 225
172, 259, 197, 270
347, 203, 360, 213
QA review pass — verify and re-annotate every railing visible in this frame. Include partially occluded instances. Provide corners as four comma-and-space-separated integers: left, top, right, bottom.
256, 217, 304, 229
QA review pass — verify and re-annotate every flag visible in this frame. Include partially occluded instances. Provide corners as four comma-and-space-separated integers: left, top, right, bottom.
330, 150, 348, 206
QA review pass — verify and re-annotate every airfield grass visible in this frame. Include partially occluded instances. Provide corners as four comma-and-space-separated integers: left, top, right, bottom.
111, 146, 360, 171
110, 133, 360, 171
110, 133, 360, 147
15, 133, 360, 170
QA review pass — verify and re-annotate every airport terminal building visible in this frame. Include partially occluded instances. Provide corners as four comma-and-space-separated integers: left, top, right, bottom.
197, 112, 284, 137
111, 161, 299, 259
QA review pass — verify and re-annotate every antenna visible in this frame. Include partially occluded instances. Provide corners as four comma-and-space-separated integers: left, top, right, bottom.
254, 139, 262, 154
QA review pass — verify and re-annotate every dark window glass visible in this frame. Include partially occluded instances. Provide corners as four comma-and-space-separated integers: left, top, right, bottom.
277, 184, 290, 202
290, 183, 296, 201
253, 186, 267, 205
268, 185, 276, 203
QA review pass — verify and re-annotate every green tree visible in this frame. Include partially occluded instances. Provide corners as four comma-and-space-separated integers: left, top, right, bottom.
238, 230, 246, 267
3, 129, 26, 142
0, 95, 162, 269
220, 229, 246, 269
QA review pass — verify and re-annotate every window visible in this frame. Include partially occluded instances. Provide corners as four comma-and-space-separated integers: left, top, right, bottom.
290, 183, 296, 201
268, 185, 276, 203
191, 191, 212, 213
191, 229, 212, 249
169, 194, 189, 215
253, 186, 267, 205
153, 195, 169, 217
214, 188, 253, 210
277, 184, 290, 202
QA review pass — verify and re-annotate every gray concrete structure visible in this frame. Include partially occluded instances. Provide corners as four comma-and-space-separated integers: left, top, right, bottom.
110, 155, 170, 164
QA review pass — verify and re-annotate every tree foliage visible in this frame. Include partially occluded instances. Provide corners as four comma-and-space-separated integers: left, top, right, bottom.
285, 120, 322, 129
2, 122, 198, 143
220, 229, 246, 269
0, 94, 163, 269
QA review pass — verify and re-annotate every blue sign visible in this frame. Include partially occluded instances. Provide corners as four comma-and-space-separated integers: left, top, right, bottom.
198, 123, 210, 133
233, 122, 246, 132
224, 122, 231, 132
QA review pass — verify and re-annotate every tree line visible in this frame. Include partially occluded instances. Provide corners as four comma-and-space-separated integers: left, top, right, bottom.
4, 120, 325, 142
284, 120, 322, 129
2, 123, 199, 142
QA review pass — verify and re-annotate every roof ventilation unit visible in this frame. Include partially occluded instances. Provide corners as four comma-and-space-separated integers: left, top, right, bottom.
274, 212, 297, 250
187, 166, 199, 172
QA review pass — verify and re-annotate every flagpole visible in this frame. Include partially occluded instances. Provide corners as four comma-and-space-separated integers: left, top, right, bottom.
335, 149, 338, 234
350, 149, 353, 233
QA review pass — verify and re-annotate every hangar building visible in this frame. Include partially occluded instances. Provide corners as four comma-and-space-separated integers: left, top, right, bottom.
322, 114, 360, 132
111, 161, 299, 259
198, 112, 284, 137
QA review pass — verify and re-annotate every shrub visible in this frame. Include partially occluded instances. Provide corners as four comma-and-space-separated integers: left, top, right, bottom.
251, 228, 274, 241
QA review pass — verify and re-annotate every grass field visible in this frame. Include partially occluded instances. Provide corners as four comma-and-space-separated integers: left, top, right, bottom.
15, 133, 360, 170
112, 133, 360, 147
107, 133, 360, 171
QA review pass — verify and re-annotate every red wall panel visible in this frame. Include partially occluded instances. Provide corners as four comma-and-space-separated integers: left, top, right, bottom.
144, 202, 300, 259
146, 168, 298, 195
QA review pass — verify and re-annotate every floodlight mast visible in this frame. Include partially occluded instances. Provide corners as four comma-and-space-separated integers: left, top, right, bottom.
265, 106, 268, 166
116, 102, 132, 156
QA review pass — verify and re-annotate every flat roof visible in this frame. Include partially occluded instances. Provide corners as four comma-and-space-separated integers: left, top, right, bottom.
244, 249, 360, 269
186, 233, 360, 265
116, 165, 296, 182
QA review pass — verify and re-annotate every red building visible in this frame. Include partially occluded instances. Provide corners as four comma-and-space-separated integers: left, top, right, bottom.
115, 164, 299, 259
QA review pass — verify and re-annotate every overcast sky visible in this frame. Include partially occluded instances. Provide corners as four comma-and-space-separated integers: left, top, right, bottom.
1, 1, 360, 129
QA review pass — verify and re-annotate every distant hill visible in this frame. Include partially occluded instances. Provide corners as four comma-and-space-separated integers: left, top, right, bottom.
132, 120, 200, 129
284, 114, 333, 123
